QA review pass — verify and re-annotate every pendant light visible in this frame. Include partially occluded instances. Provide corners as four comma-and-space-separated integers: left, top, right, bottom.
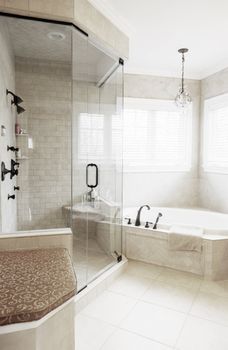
175, 48, 192, 108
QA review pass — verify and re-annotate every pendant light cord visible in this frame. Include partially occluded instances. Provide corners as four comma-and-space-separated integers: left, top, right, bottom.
181, 52, 185, 93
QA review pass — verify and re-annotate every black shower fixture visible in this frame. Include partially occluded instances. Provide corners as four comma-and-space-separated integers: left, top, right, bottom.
8, 194, 15, 200
6, 89, 25, 114
1, 162, 11, 181
1, 160, 19, 181
7, 145, 19, 152
16, 105, 26, 115
6, 89, 23, 105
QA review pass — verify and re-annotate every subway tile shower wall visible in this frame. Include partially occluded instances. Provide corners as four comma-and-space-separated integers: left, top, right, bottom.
0, 21, 17, 232
15, 57, 71, 230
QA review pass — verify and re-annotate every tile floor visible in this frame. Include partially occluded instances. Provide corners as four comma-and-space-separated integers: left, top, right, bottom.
75, 260, 228, 350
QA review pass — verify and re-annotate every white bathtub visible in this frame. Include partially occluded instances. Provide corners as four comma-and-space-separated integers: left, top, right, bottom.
124, 206, 228, 236
123, 207, 228, 280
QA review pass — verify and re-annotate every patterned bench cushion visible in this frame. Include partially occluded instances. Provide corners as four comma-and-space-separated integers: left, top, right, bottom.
0, 248, 76, 326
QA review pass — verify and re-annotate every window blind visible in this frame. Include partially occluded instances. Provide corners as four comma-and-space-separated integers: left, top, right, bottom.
78, 98, 192, 172
203, 93, 228, 173
121, 98, 192, 172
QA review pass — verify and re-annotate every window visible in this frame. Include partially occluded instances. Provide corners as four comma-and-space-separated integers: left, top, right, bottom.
121, 98, 192, 172
78, 113, 104, 160
77, 98, 192, 172
203, 93, 228, 173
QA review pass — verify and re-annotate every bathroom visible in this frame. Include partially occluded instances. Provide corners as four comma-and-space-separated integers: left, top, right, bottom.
1, 1, 228, 350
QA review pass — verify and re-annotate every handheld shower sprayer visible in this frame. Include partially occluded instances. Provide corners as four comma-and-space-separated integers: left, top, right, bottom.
153, 212, 163, 230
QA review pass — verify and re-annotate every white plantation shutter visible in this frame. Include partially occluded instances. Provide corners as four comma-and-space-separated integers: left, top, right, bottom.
78, 113, 104, 160
121, 98, 192, 172
203, 94, 228, 173
78, 98, 192, 172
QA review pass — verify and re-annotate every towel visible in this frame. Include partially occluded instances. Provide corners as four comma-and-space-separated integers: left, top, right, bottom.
168, 225, 204, 252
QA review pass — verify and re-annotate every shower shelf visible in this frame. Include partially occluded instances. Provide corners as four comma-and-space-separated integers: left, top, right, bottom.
15, 133, 28, 137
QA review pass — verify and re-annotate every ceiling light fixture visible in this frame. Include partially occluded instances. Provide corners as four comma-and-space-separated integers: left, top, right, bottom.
175, 48, 192, 108
47, 31, 66, 41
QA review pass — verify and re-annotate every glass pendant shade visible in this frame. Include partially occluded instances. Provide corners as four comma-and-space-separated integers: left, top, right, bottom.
175, 48, 192, 108
175, 88, 192, 108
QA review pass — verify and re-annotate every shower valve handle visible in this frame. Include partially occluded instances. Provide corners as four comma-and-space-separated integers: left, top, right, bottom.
8, 194, 15, 200
7, 145, 19, 152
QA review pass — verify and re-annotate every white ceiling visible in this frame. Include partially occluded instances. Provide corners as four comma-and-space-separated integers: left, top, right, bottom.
89, 0, 228, 79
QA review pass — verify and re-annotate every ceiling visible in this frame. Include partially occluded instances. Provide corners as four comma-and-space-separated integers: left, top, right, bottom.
89, 0, 228, 79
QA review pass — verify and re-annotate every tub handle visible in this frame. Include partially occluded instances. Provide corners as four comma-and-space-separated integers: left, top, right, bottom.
124, 217, 132, 225
145, 221, 153, 228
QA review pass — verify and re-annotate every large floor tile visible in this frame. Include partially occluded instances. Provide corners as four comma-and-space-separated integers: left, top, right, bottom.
82, 290, 137, 326
75, 314, 115, 350
121, 301, 186, 347
190, 291, 228, 326
200, 279, 228, 297
108, 272, 152, 298
176, 315, 228, 350
141, 280, 196, 312
100, 329, 172, 350
157, 268, 202, 291
126, 260, 163, 279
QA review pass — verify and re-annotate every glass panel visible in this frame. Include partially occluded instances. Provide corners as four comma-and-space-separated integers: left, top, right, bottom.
0, 16, 72, 232
72, 29, 89, 291
87, 64, 123, 281
72, 32, 123, 289
0, 14, 123, 292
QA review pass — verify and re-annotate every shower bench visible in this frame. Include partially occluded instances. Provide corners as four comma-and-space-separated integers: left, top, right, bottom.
0, 247, 76, 350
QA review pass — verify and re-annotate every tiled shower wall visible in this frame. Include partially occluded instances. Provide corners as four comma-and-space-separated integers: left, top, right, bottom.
15, 57, 71, 230
0, 21, 17, 232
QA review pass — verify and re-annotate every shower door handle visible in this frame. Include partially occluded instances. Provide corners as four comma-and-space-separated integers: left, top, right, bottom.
86, 163, 98, 188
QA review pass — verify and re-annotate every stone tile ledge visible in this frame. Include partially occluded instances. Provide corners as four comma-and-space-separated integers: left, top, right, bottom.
0, 228, 72, 238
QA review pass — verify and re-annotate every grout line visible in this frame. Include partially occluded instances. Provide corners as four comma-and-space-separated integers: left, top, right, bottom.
173, 277, 202, 348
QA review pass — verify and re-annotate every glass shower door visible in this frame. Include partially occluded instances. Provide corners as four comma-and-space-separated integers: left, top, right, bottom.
72, 29, 123, 291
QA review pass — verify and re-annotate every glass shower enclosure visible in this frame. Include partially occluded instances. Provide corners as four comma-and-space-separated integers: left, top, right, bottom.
0, 14, 123, 292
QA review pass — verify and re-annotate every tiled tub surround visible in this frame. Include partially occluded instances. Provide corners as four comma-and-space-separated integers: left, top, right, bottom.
123, 207, 228, 280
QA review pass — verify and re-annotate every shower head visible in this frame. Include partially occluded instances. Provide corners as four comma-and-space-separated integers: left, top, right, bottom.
17, 105, 26, 115
6, 89, 23, 105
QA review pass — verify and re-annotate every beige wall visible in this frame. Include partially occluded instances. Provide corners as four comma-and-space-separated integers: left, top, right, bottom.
200, 67, 228, 213
124, 73, 201, 208
0, 0, 129, 59
0, 21, 17, 232
15, 57, 71, 230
